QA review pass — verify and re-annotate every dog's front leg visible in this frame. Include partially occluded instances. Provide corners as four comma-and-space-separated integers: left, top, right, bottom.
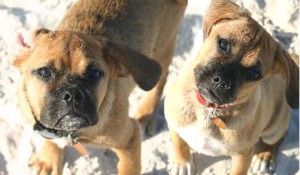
134, 69, 168, 137
29, 139, 64, 175
113, 119, 141, 175
230, 149, 253, 175
134, 43, 175, 137
168, 129, 195, 175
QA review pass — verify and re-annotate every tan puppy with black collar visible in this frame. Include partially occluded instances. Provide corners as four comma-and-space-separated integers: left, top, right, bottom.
10, 0, 187, 174
165, 0, 299, 174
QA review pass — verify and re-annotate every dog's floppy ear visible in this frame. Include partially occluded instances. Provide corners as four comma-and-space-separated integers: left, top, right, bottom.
203, 0, 249, 38
9, 28, 51, 68
273, 45, 299, 108
103, 40, 162, 91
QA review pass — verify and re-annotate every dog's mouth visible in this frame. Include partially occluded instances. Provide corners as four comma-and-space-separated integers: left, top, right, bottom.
34, 121, 76, 139
195, 89, 239, 108
34, 113, 92, 140
195, 80, 239, 108
53, 113, 90, 131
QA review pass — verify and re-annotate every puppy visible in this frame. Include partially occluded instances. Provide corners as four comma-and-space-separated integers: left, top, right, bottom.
10, 0, 187, 174
165, 0, 299, 174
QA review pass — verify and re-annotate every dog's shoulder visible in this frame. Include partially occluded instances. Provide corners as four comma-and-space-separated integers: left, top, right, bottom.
165, 61, 199, 128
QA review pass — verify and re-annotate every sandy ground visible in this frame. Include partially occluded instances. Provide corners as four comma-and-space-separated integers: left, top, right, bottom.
0, 0, 298, 174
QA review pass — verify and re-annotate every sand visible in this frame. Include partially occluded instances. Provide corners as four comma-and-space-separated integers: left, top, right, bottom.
0, 0, 298, 174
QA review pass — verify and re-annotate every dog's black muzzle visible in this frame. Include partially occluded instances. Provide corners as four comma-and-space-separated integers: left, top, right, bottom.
194, 62, 241, 105
35, 81, 98, 139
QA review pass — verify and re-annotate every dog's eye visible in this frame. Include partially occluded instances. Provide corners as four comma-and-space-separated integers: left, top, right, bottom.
87, 68, 104, 79
245, 67, 262, 80
37, 67, 52, 79
218, 38, 230, 53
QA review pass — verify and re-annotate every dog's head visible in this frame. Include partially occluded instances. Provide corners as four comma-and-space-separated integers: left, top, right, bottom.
11, 29, 161, 137
194, 0, 299, 108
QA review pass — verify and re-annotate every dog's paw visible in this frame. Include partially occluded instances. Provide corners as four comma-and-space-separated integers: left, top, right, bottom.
29, 152, 62, 175
167, 160, 196, 175
251, 153, 275, 174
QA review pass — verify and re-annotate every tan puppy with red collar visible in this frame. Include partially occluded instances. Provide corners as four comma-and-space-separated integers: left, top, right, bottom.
165, 0, 299, 174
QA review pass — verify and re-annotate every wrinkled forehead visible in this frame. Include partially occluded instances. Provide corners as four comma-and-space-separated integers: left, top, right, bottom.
205, 17, 264, 66
212, 17, 262, 47
28, 31, 106, 74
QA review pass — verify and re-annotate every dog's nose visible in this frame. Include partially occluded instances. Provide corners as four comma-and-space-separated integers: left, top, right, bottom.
213, 76, 221, 84
194, 62, 239, 104
213, 75, 232, 90
62, 88, 84, 103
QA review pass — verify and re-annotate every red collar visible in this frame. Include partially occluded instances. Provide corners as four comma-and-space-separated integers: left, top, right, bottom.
195, 90, 238, 109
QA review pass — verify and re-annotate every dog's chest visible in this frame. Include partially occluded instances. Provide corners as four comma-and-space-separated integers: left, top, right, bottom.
175, 125, 227, 156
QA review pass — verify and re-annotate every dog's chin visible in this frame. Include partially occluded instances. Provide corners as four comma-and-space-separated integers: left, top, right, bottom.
53, 113, 90, 131
199, 89, 236, 106
34, 113, 98, 139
